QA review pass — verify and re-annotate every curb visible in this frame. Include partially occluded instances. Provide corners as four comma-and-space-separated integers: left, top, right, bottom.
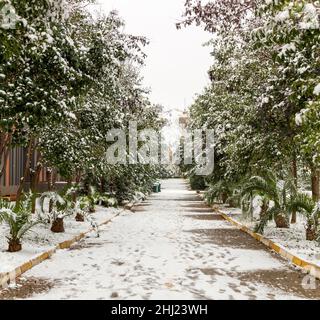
0, 209, 124, 288
197, 193, 320, 280
219, 211, 320, 280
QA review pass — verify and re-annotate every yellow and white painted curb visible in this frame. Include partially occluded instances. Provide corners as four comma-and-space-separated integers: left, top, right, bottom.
220, 210, 320, 280
196, 192, 320, 280
220, 209, 320, 279
0, 209, 124, 288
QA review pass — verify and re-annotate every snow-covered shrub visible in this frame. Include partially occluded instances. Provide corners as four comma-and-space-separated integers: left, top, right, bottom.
73, 196, 91, 222
189, 175, 206, 191
39, 192, 73, 233
133, 192, 146, 203
241, 171, 296, 233
0, 198, 43, 252
106, 197, 118, 207
99, 194, 118, 208
205, 180, 237, 206
289, 194, 320, 241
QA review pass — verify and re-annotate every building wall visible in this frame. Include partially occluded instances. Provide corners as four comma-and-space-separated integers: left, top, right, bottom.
1, 147, 24, 196
0, 147, 65, 197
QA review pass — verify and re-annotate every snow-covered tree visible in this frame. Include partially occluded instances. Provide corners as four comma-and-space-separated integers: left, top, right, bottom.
254, 1, 320, 200
0, 0, 164, 205
180, 0, 320, 222
0, 0, 94, 200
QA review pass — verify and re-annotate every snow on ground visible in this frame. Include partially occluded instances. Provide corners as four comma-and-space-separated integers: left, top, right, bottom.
219, 205, 320, 267
4, 179, 319, 300
0, 206, 122, 274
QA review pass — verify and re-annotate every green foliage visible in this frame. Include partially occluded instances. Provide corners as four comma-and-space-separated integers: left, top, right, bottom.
0, 0, 164, 206
0, 196, 43, 245
254, 0, 320, 166
288, 193, 320, 238
205, 180, 236, 205
288, 193, 315, 215
189, 175, 206, 191
241, 170, 297, 233
182, 1, 320, 242
99, 194, 118, 208
77, 195, 91, 212
39, 191, 72, 222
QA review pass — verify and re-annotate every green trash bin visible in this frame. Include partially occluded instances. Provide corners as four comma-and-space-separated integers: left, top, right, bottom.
153, 183, 159, 193
158, 183, 161, 192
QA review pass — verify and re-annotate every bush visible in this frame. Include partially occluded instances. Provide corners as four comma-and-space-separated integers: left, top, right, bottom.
39, 192, 73, 233
0, 197, 43, 252
189, 175, 206, 190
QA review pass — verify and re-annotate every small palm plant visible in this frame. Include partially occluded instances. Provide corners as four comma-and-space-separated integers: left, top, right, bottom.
86, 186, 99, 213
61, 186, 86, 221
86, 187, 119, 211
74, 196, 91, 222
288, 193, 320, 241
0, 197, 43, 252
70, 196, 99, 235
241, 170, 296, 233
225, 188, 244, 208
205, 180, 235, 205
39, 192, 73, 233
239, 192, 257, 220
99, 194, 118, 208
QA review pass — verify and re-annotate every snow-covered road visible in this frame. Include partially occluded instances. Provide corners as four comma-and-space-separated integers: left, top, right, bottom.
4, 179, 320, 299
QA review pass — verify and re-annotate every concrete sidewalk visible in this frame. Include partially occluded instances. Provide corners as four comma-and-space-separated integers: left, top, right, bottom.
1, 179, 319, 300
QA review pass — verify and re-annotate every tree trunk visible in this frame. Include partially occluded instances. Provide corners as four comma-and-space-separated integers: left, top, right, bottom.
0, 143, 11, 180
0, 133, 12, 180
47, 168, 53, 213
250, 192, 254, 219
71, 170, 82, 204
311, 167, 320, 202
76, 169, 82, 184
274, 213, 289, 228
75, 212, 84, 222
221, 192, 228, 204
0, 132, 5, 156
306, 225, 317, 241
100, 176, 105, 194
51, 218, 65, 233
52, 168, 58, 190
260, 199, 269, 219
16, 138, 34, 204
8, 239, 22, 252
291, 157, 298, 224
0, 132, 10, 160
31, 152, 42, 213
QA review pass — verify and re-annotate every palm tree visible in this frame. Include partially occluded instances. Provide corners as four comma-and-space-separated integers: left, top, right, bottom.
205, 180, 236, 205
288, 193, 320, 241
40, 192, 73, 233
0, 197, 43, 252
241, 170, 296, 233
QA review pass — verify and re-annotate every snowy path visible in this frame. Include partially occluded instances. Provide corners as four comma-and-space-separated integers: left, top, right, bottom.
2, 179, 320, 300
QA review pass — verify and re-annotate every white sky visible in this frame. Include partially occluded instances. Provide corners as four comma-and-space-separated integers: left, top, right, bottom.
95, 0, 212, 112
